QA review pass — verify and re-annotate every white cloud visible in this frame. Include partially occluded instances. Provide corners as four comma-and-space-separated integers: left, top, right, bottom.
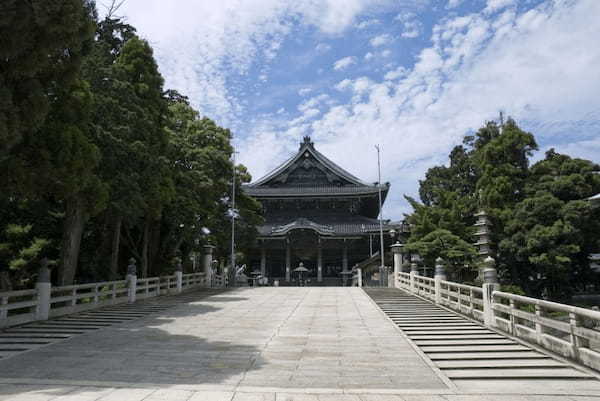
114, 0, 392, 128
384, 66, 408, 80
370, 33, 393, 47
401, 20, 423, 38
396, 11, 423, 38
447, 0, 463, 8
484, 0, 517, 14
356, 18, 380, 29
381, 49, 392, 57
333, 56, 357, 70
364, 52, 375, 61
241, 0, 600, 219
298, 88, 313, 96
316, 43, 332, 53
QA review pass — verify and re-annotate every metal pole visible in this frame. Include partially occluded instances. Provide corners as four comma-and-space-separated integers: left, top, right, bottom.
375, 145, 385, 287
231, 151, 236, 286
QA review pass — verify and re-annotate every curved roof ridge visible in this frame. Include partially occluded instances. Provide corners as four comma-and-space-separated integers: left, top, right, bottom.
249, 136, 373, 187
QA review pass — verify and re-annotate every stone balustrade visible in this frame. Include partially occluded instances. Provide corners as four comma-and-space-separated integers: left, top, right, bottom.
395, 260, 600, 372
0, 270, 211, 329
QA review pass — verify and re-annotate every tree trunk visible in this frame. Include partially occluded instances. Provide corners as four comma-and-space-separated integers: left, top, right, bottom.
0, 271, 12, 291
148, 221, 161, 276
109, 215, 122, 279
58, 197, 86, 285
140, 217, 150, 278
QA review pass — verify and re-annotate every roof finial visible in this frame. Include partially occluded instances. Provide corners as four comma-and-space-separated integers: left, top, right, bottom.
301, 136, 313, 149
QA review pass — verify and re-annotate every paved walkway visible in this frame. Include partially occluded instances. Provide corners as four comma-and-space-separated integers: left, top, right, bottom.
0, 288, 599, 400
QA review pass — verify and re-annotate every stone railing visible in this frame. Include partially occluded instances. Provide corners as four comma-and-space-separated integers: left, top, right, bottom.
0, 261, 212, 329
395, 256, 600, 372
352, 268, 363, 287
212, 274, 225, 288
492, 291, 600, 371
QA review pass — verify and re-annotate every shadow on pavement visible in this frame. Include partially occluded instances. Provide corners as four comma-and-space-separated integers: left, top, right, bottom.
0, 289, 266, 391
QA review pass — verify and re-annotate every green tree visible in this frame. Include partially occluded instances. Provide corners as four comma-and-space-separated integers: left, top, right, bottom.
500, 150, 600, 299
0, 0, 95, 155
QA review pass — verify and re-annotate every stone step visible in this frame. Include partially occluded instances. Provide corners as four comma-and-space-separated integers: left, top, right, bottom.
23, 324, 101, 330
51, 320, 112, 326
405, 330, 491, 335
414, 339, 516, 346
444, 368, 591, 379
420, 345, 530, 353
409, 334, 503, 340
0, 339, 51, 344
428, 351, 545, 360
0, 344, 36, 351
436, 359, 564, 369
0, 333, 72, 339
5, 328, 86, 334
392, 319, 481, 330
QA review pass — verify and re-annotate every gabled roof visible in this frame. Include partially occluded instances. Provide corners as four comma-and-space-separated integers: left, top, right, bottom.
248, 136, 373, 188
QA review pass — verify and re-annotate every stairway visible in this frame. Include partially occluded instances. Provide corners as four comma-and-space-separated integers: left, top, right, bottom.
365, 288, 597, 384
0, 289, 224, 360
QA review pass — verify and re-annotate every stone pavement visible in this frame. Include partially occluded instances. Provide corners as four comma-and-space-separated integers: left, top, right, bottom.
0, 288, 599, 400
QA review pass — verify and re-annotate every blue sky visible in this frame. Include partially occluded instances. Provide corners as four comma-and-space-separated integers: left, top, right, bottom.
112, 0, 600, 220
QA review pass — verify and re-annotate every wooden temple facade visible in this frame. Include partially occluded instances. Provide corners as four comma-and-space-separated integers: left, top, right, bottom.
242, 137, 398, 285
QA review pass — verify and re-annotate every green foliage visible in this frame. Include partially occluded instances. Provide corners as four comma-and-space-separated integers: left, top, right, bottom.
410, 117, 600, 301
0, 7, 261, 286
404, 229, 478, 279
0, 0, 96, 155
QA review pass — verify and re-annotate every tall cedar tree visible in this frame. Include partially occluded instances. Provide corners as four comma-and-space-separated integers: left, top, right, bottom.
0, 0, 95, 156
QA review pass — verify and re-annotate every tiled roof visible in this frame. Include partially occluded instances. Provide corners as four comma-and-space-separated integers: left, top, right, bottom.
243, 184, 387, 197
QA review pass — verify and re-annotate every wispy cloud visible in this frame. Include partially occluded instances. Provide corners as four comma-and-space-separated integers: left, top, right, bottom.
370, 33, 393, 47
333, 56, 357, 71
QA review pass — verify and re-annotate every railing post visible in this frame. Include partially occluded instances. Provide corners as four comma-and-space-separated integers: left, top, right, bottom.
569, 312, 588, 359
390, 242, 403, 288
434, 257, 446, 305
202, 245, 215, 287
409, 259, 418, 293
482, 256, 499, 328
35, 258, 51, 321
127, 258, 137, 303
175, 259, 183, 294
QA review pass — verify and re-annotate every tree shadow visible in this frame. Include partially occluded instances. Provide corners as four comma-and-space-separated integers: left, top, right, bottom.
0, 288, 271, 394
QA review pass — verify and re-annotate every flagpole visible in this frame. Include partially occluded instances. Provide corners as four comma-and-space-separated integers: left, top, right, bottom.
375, 145, 385, 287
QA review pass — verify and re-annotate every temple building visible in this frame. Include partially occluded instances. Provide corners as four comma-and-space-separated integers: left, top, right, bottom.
243, 137, 400, 285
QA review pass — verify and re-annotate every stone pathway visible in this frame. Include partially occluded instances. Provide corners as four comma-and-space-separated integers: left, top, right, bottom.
0, 287, 599, 400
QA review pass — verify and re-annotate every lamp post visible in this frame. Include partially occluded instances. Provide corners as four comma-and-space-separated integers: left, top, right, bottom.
375, 144, 384, 287
230, 151, 238, 285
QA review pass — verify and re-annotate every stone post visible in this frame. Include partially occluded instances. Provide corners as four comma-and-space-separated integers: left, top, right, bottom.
317, 245, 323, 282
202, 245, 215, 286
482, 256, 500, 327
35, 258, 51, 321
127, 258, 137, 304
175, 258, 183, 293
390, 242, 403, 288
260, 247, 267, 277
409, 255, 419, 293
434, 257, 446, 305
285, 242, 291, 282
357, 268, 363, 287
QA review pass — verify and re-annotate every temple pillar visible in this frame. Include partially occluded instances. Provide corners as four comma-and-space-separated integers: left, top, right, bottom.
342, 243, 348, 271
260, 246, 266, 277
285, 241, 291, 282
317, 245, 323, 282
